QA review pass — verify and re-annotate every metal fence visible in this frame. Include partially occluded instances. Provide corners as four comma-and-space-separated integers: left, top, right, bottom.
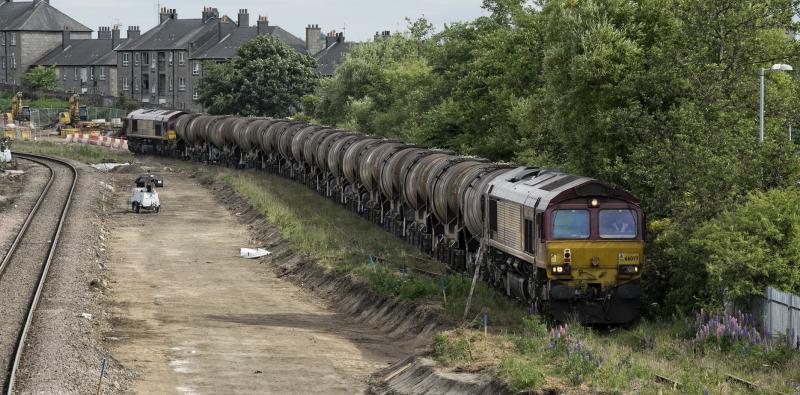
26, 107, 126, 131
751, 287, 800, 338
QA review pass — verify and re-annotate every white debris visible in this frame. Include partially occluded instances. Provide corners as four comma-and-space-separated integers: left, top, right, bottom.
78, 313, 93, 320
99, 181, 115, 192
1, 148, 11, 163
91, 162, 130, 172
240, 248, 271, 259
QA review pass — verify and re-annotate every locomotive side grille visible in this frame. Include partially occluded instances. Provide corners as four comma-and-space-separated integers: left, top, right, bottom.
494, 200, 521, 249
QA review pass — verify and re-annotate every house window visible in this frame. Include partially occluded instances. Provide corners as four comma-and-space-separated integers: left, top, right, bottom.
178, 77, 186, 91
192, 87, 199, 101
1, 57, 5, 70
99, 67, 106, 80
168, 77, 173, 91
74, 68, 78, 80
142, 52, 150, 65
168, 52, 173, 65
10, 54, 15, 69
135, 53, 140, 66
192, 61, 200, 75
178, 52, 185, 65
9, 33, 15, 46
90, 67, 95, 81
134, 77, 139, 91
142, 74, 149, 92
122, 53, 129, 66
122, 77, 129, 90
55, 68, 60, 80
1, 35, 5, 45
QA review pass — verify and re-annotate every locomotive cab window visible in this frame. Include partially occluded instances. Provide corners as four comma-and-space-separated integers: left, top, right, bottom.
599, 209, 637, 239
552, 209, 590, 240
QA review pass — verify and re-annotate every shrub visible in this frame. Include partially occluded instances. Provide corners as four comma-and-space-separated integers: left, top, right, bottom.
691, 188, 800, 306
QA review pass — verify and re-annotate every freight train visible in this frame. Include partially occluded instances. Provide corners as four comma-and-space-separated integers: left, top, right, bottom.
124, 108, 644, 324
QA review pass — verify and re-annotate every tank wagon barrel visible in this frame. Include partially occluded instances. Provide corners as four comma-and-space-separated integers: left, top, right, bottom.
360, 142, 404, 195
126, 107, 645, 325
428, 158, 487, 226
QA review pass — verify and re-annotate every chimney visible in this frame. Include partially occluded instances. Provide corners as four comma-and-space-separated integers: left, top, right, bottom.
325, 31, 337, 48
112, 25, 121, 48
127, 25, 140, 39
256, 15, 269, 35
98, 26, 112, 40
202, 6, 219, 22
337, 32, 345, 43
160, 7, 178, 23
62, 26, 71, 49
237, 9, 249, 27
305, 24, 322, 55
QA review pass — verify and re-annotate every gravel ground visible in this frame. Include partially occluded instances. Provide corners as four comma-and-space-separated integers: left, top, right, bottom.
0, 162, 42, 261
0, 157, 76, 391
12, 161, 132, 394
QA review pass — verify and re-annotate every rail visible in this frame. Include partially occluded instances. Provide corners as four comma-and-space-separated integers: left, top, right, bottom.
0, 153, 78, 394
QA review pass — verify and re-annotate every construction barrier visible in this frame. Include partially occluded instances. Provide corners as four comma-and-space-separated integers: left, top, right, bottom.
3, 128, 33, 141
65, 133, 128, 151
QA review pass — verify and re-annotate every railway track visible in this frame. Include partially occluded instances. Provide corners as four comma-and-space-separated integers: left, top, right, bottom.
0, 153, 77, 394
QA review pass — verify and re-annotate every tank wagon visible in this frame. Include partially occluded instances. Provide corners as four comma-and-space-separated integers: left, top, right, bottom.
125, 109, 644, 324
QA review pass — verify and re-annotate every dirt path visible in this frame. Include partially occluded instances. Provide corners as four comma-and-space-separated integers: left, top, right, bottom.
105, 172, 408, 394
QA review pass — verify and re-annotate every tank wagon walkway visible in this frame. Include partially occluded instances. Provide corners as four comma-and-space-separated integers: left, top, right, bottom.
105, 174, 405, 394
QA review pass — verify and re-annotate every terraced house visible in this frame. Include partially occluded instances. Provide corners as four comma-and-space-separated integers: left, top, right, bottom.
116, 7, 331, 112
0, 0, 91, 86
34, 26, 127, 96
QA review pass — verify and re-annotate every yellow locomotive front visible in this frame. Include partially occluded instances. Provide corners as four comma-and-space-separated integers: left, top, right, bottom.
544, 197, 643, 323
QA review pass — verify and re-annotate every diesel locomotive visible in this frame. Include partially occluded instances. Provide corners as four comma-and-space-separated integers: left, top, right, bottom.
124, 109, 644, 324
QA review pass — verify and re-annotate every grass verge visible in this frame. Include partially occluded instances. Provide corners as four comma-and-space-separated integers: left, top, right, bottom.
16, 140, 800, 394
13, 140, 133, 164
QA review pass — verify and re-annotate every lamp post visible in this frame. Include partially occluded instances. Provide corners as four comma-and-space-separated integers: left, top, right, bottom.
759, 63, 794, 144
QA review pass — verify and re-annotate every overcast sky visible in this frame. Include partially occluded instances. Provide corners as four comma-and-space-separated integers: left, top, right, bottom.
51, 0, 488, 42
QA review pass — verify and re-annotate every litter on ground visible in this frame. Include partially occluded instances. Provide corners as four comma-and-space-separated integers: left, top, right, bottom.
240, 248, 271, 259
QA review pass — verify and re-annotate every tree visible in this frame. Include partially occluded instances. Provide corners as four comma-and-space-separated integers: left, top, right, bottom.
22, 65, 57, 91
198, 35, 319, 117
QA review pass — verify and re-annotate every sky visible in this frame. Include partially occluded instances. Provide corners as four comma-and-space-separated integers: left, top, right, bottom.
51, 0, 488, 42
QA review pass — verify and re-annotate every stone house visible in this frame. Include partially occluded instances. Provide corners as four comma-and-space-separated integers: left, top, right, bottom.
0, 0, 91, 86
34, 26, 127, 96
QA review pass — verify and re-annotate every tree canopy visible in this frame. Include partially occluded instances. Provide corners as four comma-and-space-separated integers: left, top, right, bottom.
306, 0, 800, 312
198, 35, 319, 117
22, 65, 57, 91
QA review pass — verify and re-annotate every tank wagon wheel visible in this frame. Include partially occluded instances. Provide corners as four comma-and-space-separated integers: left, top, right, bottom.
132, 202, 140, 213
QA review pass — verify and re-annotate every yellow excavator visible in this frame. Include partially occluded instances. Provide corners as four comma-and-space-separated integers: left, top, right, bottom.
5, 92, 30, 124
57, 94, 89, 135
58, 94, 87, 127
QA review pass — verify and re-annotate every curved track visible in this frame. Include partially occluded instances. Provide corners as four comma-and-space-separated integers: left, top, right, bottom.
0, 153, 78, 394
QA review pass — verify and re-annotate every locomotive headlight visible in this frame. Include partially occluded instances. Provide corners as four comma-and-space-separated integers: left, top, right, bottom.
618, 265, 640, 275
591, 198, 599, 207
551, 265, 571, 275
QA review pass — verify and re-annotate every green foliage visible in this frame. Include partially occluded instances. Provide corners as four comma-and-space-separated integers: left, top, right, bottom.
308, 0, 800, 312
359, 264, 440, 300
22, 66, 57, 91
433, 331, 473, 365
498, 356, 546, 392
198, 35, 319, 117
692, 188, 800, 304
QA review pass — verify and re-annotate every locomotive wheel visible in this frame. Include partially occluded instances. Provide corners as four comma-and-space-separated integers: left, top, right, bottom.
132, 202, 140, 213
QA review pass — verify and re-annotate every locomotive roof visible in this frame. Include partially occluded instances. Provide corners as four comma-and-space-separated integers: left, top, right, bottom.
489, 167, 638, 211
126, 109, 185, 122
